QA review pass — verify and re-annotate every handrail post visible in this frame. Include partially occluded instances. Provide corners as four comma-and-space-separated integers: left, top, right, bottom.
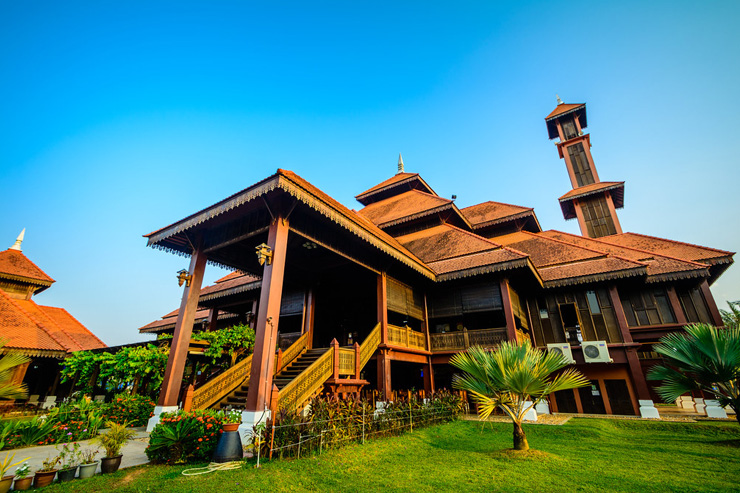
406, 326, 410, 348
275, 348, 283, 374
182, 384, 194, 411
463, 327, 470, 349
331, 338, 340, 380
354, 342, 361, 379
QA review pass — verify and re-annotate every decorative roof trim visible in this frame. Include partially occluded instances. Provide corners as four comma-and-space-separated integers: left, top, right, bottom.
376, 203, 455, 228
542, 266, 647, 288
199, 280, 262, 302
545, 104, 586, 122
355, 175, 418, 200
470, 210, 537, 230
0, 272, 54, 287
645, 268, 709, 284
146, 172, 435, 279
0, 348, 66, 359
434, 257, 532, 282
559, 182, 625, 203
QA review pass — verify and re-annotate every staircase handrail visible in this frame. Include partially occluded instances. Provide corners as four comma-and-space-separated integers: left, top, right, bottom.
191, 353, 253, 410
276, 331, 310, 374
278, 347, 333, 413
359, 323, 381, 368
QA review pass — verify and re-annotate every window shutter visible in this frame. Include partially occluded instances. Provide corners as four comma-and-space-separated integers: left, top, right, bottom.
280, 291, 304, 317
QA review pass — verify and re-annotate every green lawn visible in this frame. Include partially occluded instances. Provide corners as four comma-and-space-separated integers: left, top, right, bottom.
45, 418, 740, 492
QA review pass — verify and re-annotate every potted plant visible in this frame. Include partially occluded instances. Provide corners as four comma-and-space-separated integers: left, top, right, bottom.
0, 453, 29, 493
33, 455, 60, 488
78, 447, 99, 479
222, 409, 241, 432
56, 442, 81, 482
97, 421, 135, 474
12, 462, 32, 491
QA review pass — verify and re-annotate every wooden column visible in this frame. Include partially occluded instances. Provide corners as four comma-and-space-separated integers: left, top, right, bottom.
157, 243, 207, 407
304, 289, 316, 349
377, 350, 392, 401
207, 308, 219, 332
608, 285, 651, 400
246, 217, 290, 413
499, 278, 518, 343
608, 286, 633, 343
423, 358, 435, 394
667, 286, 688, 325
699, 280, 724, 327
377, 272, 388, 344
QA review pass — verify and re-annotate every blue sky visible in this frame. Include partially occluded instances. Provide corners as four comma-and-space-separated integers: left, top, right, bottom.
2, 1, 739, 346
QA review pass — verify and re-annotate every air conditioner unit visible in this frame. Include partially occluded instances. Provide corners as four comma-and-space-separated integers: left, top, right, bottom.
582, 341, 613, 363
547, 343, 575, 364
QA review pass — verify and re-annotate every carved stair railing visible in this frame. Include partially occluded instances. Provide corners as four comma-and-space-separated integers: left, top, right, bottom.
191, 353, 253, 410
275, 331, 310, 374
278, 323, 381, 413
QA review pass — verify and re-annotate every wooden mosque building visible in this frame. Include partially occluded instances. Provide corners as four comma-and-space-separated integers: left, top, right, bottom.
0, 230, 107, 405
142, 100, 733, 429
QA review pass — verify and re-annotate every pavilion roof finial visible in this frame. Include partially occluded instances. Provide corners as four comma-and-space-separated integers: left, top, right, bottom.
398, 153, 404, 174
9, 228, 25, 251
556, 94, 564, 105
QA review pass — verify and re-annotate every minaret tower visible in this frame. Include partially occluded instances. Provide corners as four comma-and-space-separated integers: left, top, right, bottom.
545, 97, 625, 238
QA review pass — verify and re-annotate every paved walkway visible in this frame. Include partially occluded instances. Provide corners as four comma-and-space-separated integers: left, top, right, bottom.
3, 427, 150, 476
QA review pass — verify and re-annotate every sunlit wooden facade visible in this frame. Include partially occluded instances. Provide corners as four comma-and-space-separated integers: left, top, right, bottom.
142, 101, 733, 427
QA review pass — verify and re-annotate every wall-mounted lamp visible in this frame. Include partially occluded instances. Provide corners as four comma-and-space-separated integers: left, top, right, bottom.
177, 269, 193, 287
255, 243, 273, 266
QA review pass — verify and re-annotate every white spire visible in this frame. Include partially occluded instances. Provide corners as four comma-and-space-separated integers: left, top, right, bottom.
556, 94, 564, 105
397, 153, 404, 174
9, 228, 25, 251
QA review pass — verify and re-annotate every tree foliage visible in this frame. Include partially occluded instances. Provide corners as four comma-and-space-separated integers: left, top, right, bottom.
450, 341, 589, 451
0, 339, 30, 400
647, 323, 740, 424
720, 301, 740, 329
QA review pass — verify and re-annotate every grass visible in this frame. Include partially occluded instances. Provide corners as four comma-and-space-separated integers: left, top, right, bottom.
44, 418, 740, 492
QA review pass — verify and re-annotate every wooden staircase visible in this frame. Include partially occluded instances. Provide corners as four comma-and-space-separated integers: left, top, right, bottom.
272, 348, 329, 391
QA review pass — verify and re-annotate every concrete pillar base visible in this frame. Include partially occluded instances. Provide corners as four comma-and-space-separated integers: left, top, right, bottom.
534, 400, 550, 415
705, 400, 728, 419
522, 401, 537, 422
677, 396, 696, 411
239, 409, 271, 442
146, 405, 179, 432
638, 400, 660, 419
694, 398, 706, 416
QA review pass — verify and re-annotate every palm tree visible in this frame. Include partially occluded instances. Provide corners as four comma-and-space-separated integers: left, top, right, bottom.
450, 340, 589, 451
720, 301, 740, 329
647, 323, 740, 424
0, 339, 30, 400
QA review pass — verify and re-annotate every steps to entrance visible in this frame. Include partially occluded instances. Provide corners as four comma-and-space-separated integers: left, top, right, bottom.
272, 348, 327, 390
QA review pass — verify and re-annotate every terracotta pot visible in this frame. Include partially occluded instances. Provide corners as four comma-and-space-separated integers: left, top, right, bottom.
222, 422, 240, 432
33, 470, 57, 488
0, 476, 12, 493
13, 476, 33, 491
78, 461, 98, 479
57, 467, 77, 482
100, 455, 122, 474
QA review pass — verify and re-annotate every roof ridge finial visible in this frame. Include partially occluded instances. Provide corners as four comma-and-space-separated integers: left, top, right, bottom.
397, 153, 404, 174
556, 94, 564, 105
9, 228, 25, 251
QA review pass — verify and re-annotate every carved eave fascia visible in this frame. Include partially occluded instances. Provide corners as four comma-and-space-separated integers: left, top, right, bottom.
0, 348, 67, 359
432, 257, 542, 285
199, 280, 262, 302
0, 272, 54, 293
470, 209, 541, 232
145, 171, 435, 279
376, 202, 472, 231
645, 267, 710, 284
541, 265, 647, 288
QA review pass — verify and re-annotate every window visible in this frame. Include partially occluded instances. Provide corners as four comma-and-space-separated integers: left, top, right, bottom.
678, 286, 712, 323
620, 288, 677, 327
560, 117, 578, 140
581, 196, 617, 238
567, 143, 594, 186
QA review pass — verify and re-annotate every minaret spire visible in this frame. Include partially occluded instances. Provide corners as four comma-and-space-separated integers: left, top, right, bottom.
556, 94, 564, 105
9, 228, 25, 251
397, 153, 404, 174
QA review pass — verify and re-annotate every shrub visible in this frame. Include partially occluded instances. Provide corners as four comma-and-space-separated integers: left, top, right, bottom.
145, 409, 226, 464
102, 394, 155, 427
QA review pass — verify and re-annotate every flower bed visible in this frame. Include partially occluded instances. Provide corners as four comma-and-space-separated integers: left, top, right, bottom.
145, 409, 227, 464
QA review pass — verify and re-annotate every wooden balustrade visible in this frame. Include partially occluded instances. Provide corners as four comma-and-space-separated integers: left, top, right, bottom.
338, 348, 355, 375
430, 327, 508, 352
191, 353, 253, 410
276, 331, 309, 374
387, 324, 427, 351
278, 324, 382, 413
